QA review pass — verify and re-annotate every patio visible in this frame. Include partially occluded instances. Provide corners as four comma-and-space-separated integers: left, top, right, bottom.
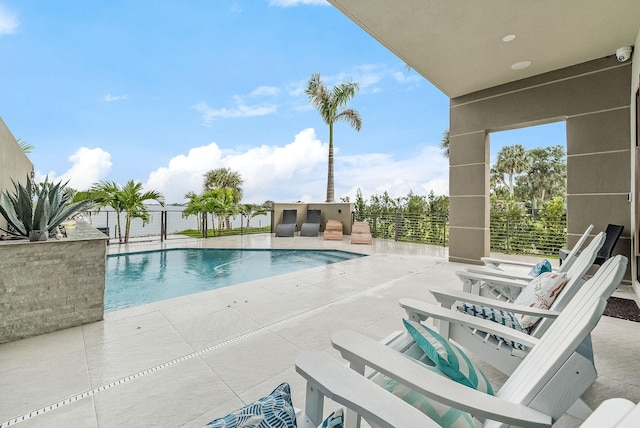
1, 233, 639, 427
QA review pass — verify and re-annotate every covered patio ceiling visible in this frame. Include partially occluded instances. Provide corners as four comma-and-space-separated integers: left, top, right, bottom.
328, 0, 639, 98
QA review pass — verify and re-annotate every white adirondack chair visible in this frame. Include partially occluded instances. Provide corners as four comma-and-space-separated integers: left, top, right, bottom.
403, 253, 623, 375
294, 350, 439, 428
480, 224, 594, 272
580, 398, 640, 428
330, 255, 627, 427
455, 231, 605, 299
393, 255, 626, 419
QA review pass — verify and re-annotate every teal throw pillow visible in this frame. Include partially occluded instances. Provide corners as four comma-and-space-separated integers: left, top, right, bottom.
528, 259, 553, 277
318, 408, 343, 428
403, 319, 494, 395
205, 382, 296, 427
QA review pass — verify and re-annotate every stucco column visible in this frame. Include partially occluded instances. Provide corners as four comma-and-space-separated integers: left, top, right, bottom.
448, 131, 490, 264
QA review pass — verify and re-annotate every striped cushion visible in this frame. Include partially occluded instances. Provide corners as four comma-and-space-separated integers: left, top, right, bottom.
205, 382, 296, 427
372, 367, 475, 428
457, 303, 530, 350
403, 319, 494, 395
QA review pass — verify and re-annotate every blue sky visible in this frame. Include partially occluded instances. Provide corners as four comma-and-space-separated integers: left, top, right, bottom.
0, 0, 565, 204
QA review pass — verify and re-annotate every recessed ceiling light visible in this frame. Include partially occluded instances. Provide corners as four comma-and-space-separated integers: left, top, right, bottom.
503, 34, 516, 42
511, 60, 532, 70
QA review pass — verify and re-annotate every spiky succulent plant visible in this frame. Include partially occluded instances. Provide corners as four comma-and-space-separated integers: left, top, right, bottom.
0, 175, 94, 237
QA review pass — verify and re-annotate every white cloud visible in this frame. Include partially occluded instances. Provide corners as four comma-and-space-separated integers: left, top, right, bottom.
35, 147, 112, 190
145, 128, 328, 204
268, 0, 328, 6
250, 86, 280, 97
336, 146, 449, 201
193, 97, 277, 125
143, 128, 449, 205
103, 94, 129, 102
0, 5, 18, 35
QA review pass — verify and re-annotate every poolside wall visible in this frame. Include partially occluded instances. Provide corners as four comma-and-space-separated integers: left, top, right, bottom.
272, 202, 355, 235
0, 222, 108, 343
0, 116, 34, 235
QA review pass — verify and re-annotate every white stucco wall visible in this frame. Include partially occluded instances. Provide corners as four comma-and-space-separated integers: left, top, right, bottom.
631, 28, 640, 294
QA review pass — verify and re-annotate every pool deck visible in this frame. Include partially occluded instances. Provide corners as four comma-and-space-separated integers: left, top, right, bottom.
1, 233, 640, 427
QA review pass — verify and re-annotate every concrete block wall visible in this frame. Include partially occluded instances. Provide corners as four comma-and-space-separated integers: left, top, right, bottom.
0, 222, 107, 343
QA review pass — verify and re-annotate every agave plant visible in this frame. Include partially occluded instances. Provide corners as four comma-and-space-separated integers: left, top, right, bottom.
0, 175, 95, 238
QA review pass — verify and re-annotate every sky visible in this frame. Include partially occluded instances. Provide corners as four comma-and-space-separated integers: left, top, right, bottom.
0, 0, 565, 204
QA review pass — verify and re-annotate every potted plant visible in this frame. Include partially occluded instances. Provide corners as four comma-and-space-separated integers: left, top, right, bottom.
0, 175, 94, 241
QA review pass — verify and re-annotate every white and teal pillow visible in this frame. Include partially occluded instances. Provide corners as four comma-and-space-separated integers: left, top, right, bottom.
456, 302, 530, 350
372, 367, 475, 428
205, 382, 296, 427
318, 408, 343, 428
513, 271, 567, 328
403, 318, 494, 395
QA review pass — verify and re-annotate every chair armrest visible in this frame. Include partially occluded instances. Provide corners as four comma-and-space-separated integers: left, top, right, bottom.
429, 288, 561, 319
331, 330, 552, 428
464, 267, 534, 282
294, 350, 439, 428
456, 270, 531, 296
481, 257, 538, 270
398, 298, 539, 348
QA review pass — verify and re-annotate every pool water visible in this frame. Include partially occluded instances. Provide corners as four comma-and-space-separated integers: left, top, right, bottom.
105, 248, 365, 311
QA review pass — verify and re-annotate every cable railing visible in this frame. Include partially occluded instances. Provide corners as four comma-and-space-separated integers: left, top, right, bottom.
354, 213, 449, 247
356, 212, 566, 257
83, 207, 565, 257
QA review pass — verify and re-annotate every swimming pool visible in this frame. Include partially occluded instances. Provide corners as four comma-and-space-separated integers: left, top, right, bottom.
105, 248, 365, 311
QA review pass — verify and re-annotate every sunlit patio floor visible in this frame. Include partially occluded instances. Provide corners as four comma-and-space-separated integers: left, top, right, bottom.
1, 233, 639, 427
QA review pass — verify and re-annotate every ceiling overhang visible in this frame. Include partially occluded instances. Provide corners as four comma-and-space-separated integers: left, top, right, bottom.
328, 0, 639, 98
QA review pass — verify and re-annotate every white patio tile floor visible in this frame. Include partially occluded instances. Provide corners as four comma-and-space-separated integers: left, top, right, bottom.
1, 233, 639, 427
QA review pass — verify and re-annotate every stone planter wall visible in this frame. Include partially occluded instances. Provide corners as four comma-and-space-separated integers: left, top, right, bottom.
0, 222, 107, 343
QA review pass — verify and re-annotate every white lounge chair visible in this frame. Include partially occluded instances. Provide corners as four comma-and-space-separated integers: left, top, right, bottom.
455, 231, 605, 299
580, 398, 640, 428
404, 253, 623, 375
392, 255, 627, 421
330, 256, 627, 427
294, 351, 439, 428
480, 224, 593, 273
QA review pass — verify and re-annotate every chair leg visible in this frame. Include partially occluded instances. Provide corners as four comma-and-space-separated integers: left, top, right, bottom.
566, 398, 593, 420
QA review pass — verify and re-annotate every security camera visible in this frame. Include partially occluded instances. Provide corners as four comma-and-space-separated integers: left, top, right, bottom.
616, 46, 632, 62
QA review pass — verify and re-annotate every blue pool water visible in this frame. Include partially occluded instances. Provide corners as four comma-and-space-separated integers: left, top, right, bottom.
105, 248, 365, 311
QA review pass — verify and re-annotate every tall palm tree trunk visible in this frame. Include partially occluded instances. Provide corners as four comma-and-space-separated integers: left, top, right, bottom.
326, 124, 335, 203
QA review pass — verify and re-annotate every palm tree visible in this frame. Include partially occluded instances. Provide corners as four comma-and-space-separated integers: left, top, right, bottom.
305, 73, 362, 202
117, 180, 165, 243
440, 129, 450, 159
16, 138, 34, 154
89, 180, 126, 242
494, 144, 529, 198
201, 188, 237, 236
239, 203, 268, 228
203, 168, 243, 229
204, 168, 243, 199
183, 191, 206, 235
